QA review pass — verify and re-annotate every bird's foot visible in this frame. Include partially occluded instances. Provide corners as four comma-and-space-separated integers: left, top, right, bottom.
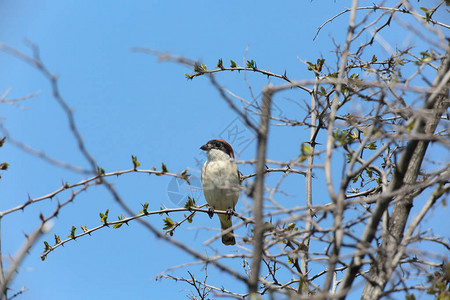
207, 207, 215, 219
226, 208, 234, 220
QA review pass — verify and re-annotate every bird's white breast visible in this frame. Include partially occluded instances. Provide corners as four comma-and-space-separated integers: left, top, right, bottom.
201, 156, 239, 211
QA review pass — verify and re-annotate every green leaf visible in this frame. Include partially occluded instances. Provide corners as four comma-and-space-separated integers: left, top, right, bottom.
371, 55, 377, 63
306, 61, 314, 71
298, 143, 313, 163
43, 241, 51, 251
327, 72, 338, 78
97, 166, 105, 176
163, 217, 174, 231
316, 58, 325, 72
161, 163, 168, 174
230, 60, 237, 68
286, 223, 296, 232
131, 155, 140, 169
187, 212, 195, 223
298, 243, 308, 251
0, 162, 9, 170
0, 137, 5, 147
180, 169, 190, 184
100, 209, 109, 224
422, 10, 431, 22
113, 215, 124, 229
420, 51, 431, 58
405, 293, 416, 300
216, 58, 224, 69
346, 153, 352, 163
194, 63, 203, 73
139, 202, 149, 214
81, 225, 88, 233
299, 276, 309, 292
365, 142, 377, 150
307, 59, 325, 72
318, 86, 327, 96
184, 196, 196, 209
67, 225, 76, 239
348, 129, 358, 142
406, 120, 416, 131
185, 74, 194, 80
246, 59, 256, 69
365, 168, 373, 178
54, 234, 61, 244
298, 154, 307, 163
333, 129, 347, 144
300, 143, 312, 155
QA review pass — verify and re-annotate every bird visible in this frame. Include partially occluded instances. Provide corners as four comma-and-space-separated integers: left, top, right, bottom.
200, 139, 240, 245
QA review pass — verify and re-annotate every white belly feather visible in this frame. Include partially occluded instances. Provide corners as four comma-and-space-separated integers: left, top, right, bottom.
201, 159, 239, 211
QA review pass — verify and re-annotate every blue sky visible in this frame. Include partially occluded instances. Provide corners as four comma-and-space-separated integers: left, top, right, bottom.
0, 1, 448, 299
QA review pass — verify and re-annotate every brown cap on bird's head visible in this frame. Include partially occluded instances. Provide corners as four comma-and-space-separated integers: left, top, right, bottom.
200, 139, 235, 159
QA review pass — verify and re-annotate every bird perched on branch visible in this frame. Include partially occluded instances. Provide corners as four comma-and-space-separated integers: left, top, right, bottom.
200, 139, 240, 245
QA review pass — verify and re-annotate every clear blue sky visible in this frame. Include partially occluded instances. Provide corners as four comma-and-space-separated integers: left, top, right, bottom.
0, 1, 448, 299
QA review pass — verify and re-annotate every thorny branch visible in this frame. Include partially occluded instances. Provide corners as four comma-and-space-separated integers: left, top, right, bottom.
248, 84, 273, 295
1, 1, 449, 299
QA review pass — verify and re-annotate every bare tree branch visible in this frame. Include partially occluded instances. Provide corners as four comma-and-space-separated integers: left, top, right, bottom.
248, 84, 273, 295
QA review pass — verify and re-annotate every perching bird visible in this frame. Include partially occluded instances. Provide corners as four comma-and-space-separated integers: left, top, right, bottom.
200, 139, 240, 245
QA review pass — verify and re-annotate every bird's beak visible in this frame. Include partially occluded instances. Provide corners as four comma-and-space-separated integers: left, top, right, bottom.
200, 144, 209, 151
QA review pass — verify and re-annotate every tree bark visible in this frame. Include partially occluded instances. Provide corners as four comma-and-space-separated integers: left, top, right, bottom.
248, 85, 272, 296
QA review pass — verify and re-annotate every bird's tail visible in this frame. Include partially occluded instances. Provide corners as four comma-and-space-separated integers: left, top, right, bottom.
219, 214, 236, 245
